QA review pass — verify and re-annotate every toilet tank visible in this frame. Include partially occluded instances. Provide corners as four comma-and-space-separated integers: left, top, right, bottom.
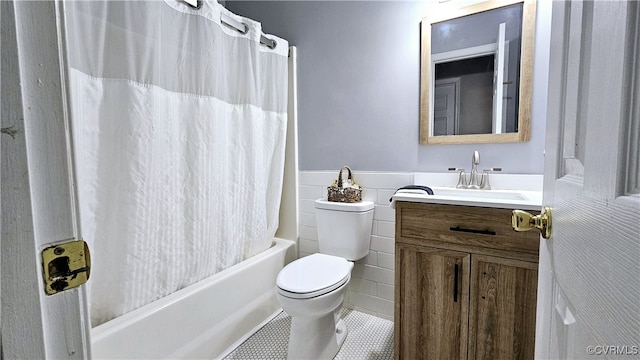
314, 199, 375, 261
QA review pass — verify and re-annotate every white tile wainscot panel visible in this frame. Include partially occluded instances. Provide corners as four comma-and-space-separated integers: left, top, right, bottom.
297, 171, 413, 321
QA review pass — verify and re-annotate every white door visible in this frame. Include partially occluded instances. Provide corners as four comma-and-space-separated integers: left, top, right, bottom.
1, 1, 91, 358
434, 78, 459, 135
535, 1, 640, 358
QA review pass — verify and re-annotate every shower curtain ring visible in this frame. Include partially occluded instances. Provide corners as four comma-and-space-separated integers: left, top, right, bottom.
239, 23, 249, 35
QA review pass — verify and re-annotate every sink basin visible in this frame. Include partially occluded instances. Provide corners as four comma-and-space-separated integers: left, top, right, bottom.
431, 187, 528, 201
391, 186, 541, 210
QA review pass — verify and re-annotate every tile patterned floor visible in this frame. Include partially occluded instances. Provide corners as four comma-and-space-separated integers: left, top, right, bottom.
224, 308, 394, 359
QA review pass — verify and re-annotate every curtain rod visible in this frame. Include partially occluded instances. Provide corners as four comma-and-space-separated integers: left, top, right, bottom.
182, 0, 277, 49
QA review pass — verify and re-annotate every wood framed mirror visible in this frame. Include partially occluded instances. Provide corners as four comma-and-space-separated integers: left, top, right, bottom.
420, 0, 536, 145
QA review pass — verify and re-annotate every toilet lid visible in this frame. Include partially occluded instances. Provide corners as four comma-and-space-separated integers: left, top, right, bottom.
277, 253, 351, 298
315, 199, 374, 212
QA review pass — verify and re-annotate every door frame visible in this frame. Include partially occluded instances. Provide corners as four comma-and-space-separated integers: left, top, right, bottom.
1, 1, 90, 358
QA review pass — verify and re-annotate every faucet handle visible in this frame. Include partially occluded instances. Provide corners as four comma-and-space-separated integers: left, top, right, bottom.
449, 168, 467, 189
480, 168, 501, 190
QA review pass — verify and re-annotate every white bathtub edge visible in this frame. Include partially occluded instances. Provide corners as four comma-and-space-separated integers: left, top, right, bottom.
91, 238, 296, 359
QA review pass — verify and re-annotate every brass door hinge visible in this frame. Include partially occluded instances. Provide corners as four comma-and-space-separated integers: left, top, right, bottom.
42, 240, 91, 295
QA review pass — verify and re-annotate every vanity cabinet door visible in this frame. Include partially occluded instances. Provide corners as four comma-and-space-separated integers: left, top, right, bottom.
394, 243, 470, 360
468, 255, 538, 360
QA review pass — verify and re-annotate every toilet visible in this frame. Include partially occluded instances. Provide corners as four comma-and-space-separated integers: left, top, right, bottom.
276, 199, 374, 359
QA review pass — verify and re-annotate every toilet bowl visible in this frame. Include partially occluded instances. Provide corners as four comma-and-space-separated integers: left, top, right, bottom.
275, 199, 374, 359
276, 253, 354, 359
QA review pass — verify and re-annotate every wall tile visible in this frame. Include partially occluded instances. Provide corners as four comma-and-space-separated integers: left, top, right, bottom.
298, 199, 316, 213
355, 172, 413, 190
376, 221, 395, 238
373, 205, 395, 222
298, 171, 337, 187
347, 291, 394, 317
348, 278, 377, 296
377, 252, 394, 270
377, 283, 394, 301
361, 264, 394, 285
362, 251, 377, 266
299, 225, 318, 241
362, 188, 378, 203
377, 189, 397, 206
371, 235, 394, 254
299, 212, 316, 227
298, 238, 319, 254
299, 185, 323, 200
350, 305, 379, 318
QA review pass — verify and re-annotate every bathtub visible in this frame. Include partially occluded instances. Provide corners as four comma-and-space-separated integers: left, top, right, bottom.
91, 237, 297, 359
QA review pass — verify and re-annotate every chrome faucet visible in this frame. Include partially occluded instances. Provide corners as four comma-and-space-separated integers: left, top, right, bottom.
449, 151, 501, 189
468, 151, 481, 189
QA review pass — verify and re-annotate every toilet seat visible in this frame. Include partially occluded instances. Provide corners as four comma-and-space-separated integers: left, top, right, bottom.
277, 253, 352, 299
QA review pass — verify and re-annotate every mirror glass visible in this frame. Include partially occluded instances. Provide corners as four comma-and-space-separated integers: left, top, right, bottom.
420, 0, 535, 145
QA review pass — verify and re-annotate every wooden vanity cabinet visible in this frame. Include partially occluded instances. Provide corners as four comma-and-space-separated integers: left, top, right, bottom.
395, 244, 471, 359
394, 202, 540, 360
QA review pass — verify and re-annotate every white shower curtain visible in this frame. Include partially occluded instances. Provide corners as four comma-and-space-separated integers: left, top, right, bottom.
63, 0, 288, 326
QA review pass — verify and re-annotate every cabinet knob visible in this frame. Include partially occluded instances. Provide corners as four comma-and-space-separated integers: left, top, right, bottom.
512, 207, 552, 239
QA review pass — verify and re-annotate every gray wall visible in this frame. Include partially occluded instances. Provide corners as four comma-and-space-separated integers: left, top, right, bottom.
226, 1, 551, 174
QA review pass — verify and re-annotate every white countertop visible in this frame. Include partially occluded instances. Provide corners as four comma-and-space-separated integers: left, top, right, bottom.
390, 187, 542, 211
390, 173, 543, 211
